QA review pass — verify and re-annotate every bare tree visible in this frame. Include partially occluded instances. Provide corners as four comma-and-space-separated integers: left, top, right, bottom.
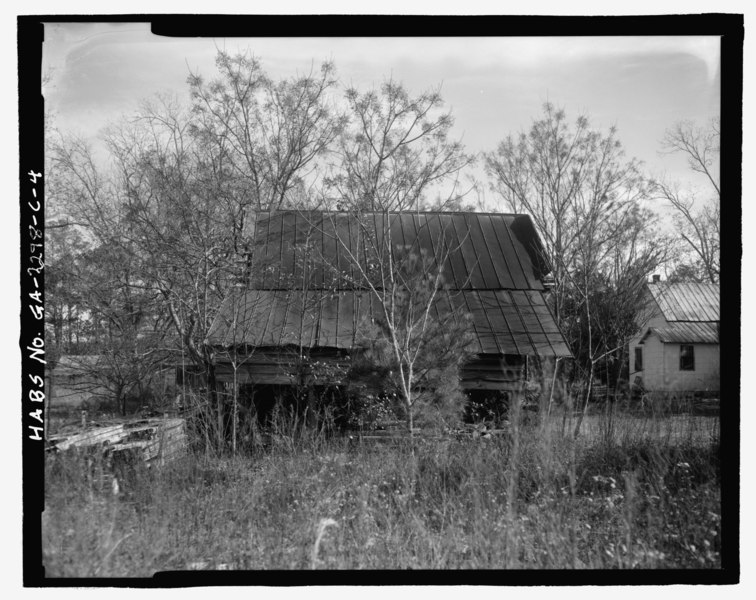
485, 104, 669, 433
187, 50, 344, 213
212, 223, 335, 453
211, 284, 258, 455
325, 212, 474, 435
48, 51, 351, 445
324, 80, 474, 212
319, 81, 476, 434
565, 205, 670, 436
651, 118, 720, 284
47, 132, 173, 414
484, 103, 649, 325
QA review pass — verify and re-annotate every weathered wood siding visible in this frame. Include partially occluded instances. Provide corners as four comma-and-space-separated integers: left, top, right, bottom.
215, 350, 526, 391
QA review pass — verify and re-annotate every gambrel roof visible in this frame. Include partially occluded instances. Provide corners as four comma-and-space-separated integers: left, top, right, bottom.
207, 211, 571, 357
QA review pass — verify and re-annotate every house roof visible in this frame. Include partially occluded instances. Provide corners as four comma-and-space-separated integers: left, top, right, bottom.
208, 211, 570, 357
247, 211, 551, 291
648, 282, 720, 322
640, 322, 719, 345
207, 288, 571, 356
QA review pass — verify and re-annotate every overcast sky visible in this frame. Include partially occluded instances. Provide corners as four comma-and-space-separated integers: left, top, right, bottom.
42, 22, 721, 208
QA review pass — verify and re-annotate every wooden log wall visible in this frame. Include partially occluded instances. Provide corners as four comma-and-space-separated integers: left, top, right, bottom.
214, 348, 527, 391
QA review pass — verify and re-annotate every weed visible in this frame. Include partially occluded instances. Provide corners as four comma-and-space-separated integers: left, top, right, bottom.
42, 410, 720, 574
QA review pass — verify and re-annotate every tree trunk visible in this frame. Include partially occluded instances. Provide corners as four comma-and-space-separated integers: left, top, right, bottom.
505, 388, 522, 567
205, 361, 223, 454
546, 357, 561, 419
118, 385, 126, 416
613, 346, 626, 401
48, 368, 55, 418
573, 360, 595, 438
67, 305, 73, 349
231, 362, 239, 455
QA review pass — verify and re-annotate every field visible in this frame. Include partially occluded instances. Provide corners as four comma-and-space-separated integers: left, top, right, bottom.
41, 407, 722, 576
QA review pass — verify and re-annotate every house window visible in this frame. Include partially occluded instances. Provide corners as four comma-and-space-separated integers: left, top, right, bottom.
679, 345, 695, 371
634, 347, 643, 372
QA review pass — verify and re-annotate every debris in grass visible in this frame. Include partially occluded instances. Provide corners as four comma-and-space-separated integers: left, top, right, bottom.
47, 416, 187, 466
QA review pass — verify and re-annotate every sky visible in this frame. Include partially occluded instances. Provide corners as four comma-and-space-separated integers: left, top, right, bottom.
41, 22, 721, 210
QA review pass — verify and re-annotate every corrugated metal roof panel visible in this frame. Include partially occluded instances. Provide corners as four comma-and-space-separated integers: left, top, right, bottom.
479, 214, 513, 288
317, 292, 339, 347
648, 322, 719, 344
648, 283, 720, 322
247, 211, 549, 291
208, 289, 571, 357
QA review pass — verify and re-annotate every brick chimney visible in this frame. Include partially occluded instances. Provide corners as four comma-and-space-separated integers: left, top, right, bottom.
652, 274, 661, 283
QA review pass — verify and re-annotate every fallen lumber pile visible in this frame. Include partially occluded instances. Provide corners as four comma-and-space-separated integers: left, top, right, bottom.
47, 416, 187, 466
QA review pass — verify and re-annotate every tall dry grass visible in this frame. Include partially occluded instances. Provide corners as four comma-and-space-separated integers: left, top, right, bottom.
42, 403, 721, 575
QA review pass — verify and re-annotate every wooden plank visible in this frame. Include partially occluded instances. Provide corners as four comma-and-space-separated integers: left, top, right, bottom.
51, 418, 188, 465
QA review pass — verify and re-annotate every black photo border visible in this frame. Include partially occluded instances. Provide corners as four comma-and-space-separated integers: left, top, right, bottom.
18, 12, 743, 587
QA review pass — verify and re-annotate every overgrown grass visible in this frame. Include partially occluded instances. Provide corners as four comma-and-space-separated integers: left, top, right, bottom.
42, 408, 720, 575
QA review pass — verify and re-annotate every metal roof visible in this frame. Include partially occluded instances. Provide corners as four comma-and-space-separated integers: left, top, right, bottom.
209, 211, 571, 357
648, 283, 720, 322
207, 289, 571, 357
248, 211, 550, 291
642, 322, 719, 345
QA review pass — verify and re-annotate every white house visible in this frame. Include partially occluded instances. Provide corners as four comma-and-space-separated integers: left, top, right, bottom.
629, 280, 719, 395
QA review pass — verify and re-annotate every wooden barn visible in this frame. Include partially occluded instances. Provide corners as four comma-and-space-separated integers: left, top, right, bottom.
629, 280, 720, 395
206, 210, 571, 398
